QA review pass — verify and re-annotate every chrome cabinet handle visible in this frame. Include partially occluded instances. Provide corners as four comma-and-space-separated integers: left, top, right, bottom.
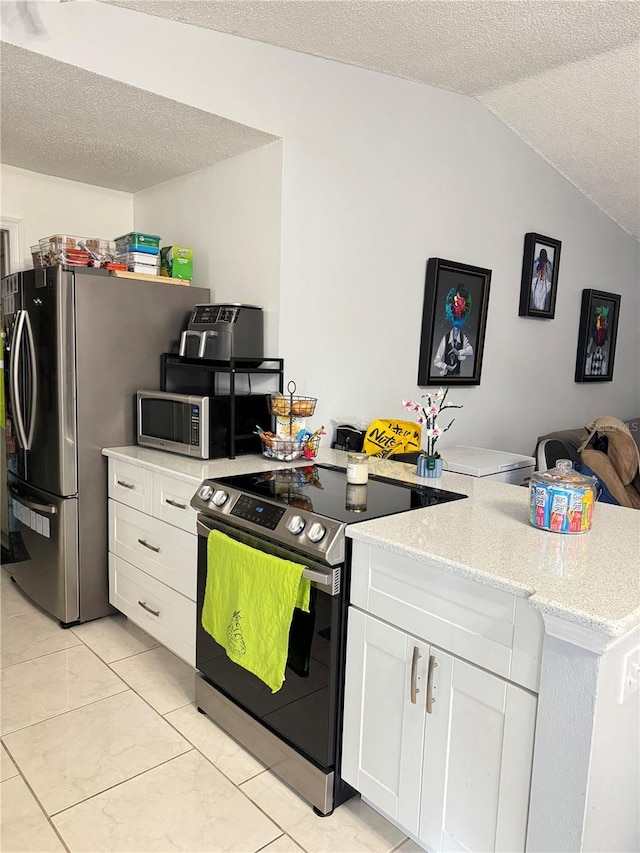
137, 538, 160, 553
138, 600, 160, 617
165, 499, 187, 510
426, 654, 438, 714
410, 646, 422, 704
117, 480, 135, 489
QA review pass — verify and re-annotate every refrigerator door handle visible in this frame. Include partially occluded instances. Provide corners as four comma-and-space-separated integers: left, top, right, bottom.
9, 310, 29, 449
8, 485, 58, 516
23, 309, 38, 450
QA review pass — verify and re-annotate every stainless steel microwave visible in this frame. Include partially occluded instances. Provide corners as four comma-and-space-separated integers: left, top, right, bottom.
136, 390, 268, 459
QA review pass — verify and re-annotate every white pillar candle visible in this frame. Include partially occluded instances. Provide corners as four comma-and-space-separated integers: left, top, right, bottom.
346, 453, 369, 484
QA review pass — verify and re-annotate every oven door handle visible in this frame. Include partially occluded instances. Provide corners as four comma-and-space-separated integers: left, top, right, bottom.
197, 517, 339, 596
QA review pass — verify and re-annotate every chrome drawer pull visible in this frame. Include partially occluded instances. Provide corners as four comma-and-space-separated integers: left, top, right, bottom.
138, 600, 160, 617
165, 499, 187, 510
410, 646, 421, 704
137, 538, 160, 553
117, 480, 135, 490
426, 654, 438, 714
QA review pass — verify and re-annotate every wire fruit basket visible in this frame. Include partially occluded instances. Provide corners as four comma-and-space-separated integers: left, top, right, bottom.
270, 390, 317, 418
261, 434, 321, 462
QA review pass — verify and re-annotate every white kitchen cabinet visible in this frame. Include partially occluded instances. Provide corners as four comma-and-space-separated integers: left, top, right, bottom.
343, 541, 539, 853
343, 608, 429, 835
107, 457, 198, 665
419, 649, 536, 853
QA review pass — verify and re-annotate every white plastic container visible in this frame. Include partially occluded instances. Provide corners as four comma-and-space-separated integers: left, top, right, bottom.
116, 251, 160, 267
442, 446, 535, 485
128, 263, 159, 276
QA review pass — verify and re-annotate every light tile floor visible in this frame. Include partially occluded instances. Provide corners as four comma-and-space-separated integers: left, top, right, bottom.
0, 569, 414, 853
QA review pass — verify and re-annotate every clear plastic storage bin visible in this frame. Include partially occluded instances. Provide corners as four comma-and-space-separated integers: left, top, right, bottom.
529, 459, 596, 534
39, 236, 90, 267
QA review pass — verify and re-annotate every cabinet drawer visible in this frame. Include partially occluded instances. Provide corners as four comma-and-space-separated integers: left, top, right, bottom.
109, 500, 196, 600
109, 553, 195, 666
108, 459, 153, 514
350, 541, 540, 684
153, 473, 199, 534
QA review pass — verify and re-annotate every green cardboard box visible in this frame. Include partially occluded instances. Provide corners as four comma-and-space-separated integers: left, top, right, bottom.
160, 246, 193, 281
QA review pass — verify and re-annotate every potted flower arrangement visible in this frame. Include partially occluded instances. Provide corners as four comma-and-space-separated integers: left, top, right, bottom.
402, 388, 462, 477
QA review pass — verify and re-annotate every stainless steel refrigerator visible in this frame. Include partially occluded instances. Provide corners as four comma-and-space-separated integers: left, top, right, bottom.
2, 266, 208, 625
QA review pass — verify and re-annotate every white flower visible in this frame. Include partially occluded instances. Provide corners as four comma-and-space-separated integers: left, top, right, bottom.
401, 387, 462, 458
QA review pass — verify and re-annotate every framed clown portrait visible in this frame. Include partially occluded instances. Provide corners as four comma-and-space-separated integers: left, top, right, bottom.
417, 257, 492, 386
575, 289, 621, 382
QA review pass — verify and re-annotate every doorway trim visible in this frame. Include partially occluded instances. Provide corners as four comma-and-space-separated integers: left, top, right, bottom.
0, 215, 27, 273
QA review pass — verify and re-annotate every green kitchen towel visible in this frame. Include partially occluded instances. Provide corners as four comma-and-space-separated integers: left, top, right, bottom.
202, 530, 310, 693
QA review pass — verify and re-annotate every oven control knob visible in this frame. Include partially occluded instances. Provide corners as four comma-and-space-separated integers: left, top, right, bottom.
286, 515, 305, 535
307, 522, 326, 543
211, 489, 229, 507
198, 485, 213, 501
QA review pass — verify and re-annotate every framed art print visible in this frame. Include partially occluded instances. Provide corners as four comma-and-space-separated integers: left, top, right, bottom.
518, 232, 561, 319
417, 257, 492, 386
575, 289, 621, 382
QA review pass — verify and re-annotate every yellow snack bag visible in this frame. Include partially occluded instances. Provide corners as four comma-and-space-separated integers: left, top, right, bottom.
362, 419, 422, 457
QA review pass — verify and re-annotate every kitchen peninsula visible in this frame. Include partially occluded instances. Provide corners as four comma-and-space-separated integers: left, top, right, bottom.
102, 445, 640, 853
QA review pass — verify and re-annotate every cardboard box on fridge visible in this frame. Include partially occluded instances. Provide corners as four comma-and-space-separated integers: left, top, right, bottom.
160, 246, 193, 281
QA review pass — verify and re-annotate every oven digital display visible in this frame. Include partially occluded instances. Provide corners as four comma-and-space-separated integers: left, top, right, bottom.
230, 495, 285, 530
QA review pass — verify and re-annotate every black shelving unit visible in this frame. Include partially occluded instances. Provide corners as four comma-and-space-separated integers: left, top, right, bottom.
160, 354, 284, 459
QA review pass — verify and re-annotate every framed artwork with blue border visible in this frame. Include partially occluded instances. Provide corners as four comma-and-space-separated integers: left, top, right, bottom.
417, 257, 492, 386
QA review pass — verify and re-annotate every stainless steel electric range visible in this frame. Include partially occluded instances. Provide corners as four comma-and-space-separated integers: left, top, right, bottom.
190, 463, 466, 816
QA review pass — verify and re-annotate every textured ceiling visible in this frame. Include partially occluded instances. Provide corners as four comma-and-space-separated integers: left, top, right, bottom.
1, 2, 638, 236
0, 42, 277, 192
106, 0, 640, 238
107, 0, 640, 96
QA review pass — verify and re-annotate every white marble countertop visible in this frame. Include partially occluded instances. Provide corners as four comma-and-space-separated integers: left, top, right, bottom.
103, 445, 640, 637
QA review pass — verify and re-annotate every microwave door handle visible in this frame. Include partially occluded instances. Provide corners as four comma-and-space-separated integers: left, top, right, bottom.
179, 330, 201, 357
9, 310, 29, 449
198, 330, 218, 358
23, 310, 38, 450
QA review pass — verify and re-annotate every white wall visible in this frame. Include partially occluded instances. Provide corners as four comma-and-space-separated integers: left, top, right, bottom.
133, 142, 283, 357
7, 3, 640, 456
0, 165, 133, 267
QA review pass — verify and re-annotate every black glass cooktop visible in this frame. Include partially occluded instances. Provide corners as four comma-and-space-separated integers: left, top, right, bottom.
214, 463, 466, 524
